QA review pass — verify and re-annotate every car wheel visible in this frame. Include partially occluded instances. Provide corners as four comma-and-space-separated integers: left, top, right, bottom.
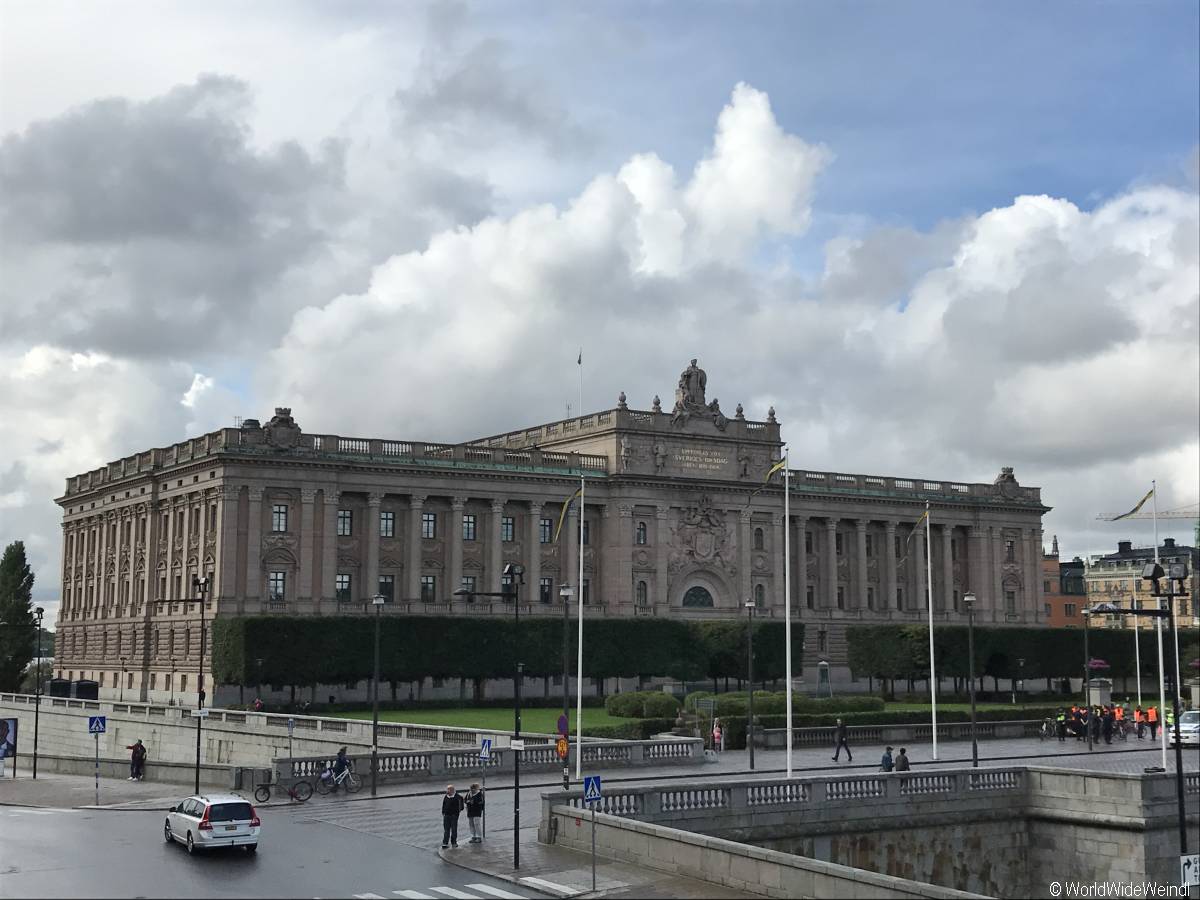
245, 844, 258, 854
164, 821, 173, 844
186, 833, 196, 855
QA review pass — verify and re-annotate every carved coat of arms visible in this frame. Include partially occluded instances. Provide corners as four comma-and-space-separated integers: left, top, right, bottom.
668, 495, 735, 574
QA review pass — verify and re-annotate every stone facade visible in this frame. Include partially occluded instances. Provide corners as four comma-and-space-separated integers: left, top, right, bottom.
53, 362, 1049, 704
1041, 536, 1086, 628
1085, 538, 1199, 631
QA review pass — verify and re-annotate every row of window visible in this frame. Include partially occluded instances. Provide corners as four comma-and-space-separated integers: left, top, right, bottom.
268, 570, 594, 605
276, 505, 589, 544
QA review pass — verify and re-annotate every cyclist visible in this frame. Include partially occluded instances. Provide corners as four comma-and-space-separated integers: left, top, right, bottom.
330, 746, 350, 792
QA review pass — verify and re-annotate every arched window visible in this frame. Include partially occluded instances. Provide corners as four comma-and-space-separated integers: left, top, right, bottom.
636, 581, 648, 605
635, 522, 647, 545
754, 584, 765, 606
753, 528, 764, 551
682, 586, 714, 608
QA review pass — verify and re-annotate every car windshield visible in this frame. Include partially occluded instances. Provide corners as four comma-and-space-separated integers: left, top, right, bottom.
208, 802, 254, 822
1180, 711, 1199, 725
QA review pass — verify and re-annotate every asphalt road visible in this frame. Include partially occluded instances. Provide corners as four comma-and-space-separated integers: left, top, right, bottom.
0, 803, 548, 900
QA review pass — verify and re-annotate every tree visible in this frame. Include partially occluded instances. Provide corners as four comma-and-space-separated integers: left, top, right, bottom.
0, 541, 36, 691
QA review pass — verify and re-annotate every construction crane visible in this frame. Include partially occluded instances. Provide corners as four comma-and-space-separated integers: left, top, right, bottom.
1095, 501, 1200, 545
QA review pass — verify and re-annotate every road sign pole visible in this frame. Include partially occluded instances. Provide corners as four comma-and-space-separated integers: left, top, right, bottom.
94, 732, 99, 806
592, 805, 597, 892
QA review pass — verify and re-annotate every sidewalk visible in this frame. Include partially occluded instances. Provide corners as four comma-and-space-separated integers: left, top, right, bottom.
0, 772, 184, 811
437, 829, 760, 898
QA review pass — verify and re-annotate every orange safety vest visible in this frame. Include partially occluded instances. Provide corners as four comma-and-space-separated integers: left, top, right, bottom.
1147, 707, 1158, 722
1115, 707, 1124, 720
1135, 709, 1143, 722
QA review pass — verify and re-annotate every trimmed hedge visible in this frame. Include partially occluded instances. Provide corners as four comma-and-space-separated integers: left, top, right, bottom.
604, 691, 682, 719
582, 718, 677, 740
213, 616, 804, 687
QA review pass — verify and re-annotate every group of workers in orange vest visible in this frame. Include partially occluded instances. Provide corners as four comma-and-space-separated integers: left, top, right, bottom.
1057, 703, 1160, 744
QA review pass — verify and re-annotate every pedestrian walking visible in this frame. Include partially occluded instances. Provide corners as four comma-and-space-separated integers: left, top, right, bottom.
465, 783, 485, 843
1055, 709, 1066, 742
1135, 705, 1145, 739
1102, 707, 1114, 745
441, 784, 465, 849
894, 747, 911, 771
1147, 705, 1159, 741
832, 718, 852, 762
711, 717, 723, 753
125, 739, 147, 781
879, 746, 894, 772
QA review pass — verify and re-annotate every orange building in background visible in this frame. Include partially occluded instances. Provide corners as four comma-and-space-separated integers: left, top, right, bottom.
1043, 535, 1086, 627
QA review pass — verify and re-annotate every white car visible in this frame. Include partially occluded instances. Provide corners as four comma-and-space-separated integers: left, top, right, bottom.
164, 794, 261, 855
1168, 710, 1199, 747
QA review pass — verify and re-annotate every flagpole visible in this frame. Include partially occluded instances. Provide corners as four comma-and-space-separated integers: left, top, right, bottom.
783, 446, 792, 779
575, 351, 585, 782
925, 501, 938, 761
1151, 481, 1167, 768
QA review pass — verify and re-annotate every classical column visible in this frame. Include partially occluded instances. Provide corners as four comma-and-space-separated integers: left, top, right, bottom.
855, 520, 869, 610
123, 509, 136, 612
914, 523, 927, 609
161, 504, 173, 601
968, 526, 985, 604
246, 487, 264, 601
449, 497, 466, 599
884, 520, 898, 612
489, 499, 505, 595
298, 488, 318, 603
824, 518, 838, 608
795, 515, 808, 609
565, 504, 580, 604
366, 493, 383, 601
408, 495, 426, 600
617, 505, 634, 609
992, 527, 1006, 621
739, 510, 753, 604
941, 524, 954, 612
527, 502, 543, 603
655, 506, 670, 607
321, 489, 340, 605
772, 512, 785, 610
1027, 527, 1043, 622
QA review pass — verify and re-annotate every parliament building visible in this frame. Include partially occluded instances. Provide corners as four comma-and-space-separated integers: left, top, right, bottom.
53, 361, 1050, 704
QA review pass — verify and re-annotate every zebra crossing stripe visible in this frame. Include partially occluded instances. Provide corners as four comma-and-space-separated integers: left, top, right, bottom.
392, 892, 435, 899
517, 876, 580, 897
467, 885, 527, 899
429, 889, 482, 899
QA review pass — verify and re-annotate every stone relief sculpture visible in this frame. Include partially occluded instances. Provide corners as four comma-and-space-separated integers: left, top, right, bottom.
670, 359, 730, 430
653, 443, 668, 473
669, 495, 735, 574
620, 436, 633, 472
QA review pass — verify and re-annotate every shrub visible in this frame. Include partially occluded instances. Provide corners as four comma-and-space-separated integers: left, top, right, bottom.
582, 718, 677, 740
605, 693, 646, 718
642, 692, 682, 718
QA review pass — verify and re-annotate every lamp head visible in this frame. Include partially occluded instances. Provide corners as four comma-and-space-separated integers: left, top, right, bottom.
743, 598, 756, 610
1141, 563, 1164, 596
559, 584, 574, 598
372, 593, 386, 607
963, 592, 976, 609
502, 563, 524, 577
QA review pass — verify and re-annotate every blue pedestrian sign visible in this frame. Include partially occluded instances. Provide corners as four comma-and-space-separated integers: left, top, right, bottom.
87, 716, 106, 734
479, 738, 493, 761
583, 775, 602, 804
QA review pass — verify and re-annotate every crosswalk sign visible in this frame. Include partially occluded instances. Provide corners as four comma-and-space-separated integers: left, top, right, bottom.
479, 738, 493, 761
583, 775, 602, 804
87, 716, 106, 734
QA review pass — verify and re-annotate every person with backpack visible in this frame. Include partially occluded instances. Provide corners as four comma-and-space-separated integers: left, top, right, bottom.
126, 739, 147, 781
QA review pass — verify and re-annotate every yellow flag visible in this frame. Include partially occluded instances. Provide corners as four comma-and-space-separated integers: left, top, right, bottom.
764, 458, 787, 481
1111, 487, 1154, 521
552, 488, 583, 543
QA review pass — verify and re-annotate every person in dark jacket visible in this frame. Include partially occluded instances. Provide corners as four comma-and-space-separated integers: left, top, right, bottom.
441, 784, 465, 848
126, 739, 147, 781
894, 747, 911, 771
832, 718, 852, 762
1101, 707, 1114, 745
879, 746, 894, 772
465, 783, 485, 843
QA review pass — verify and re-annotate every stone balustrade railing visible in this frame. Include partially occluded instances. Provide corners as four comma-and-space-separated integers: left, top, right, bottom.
756, 718, 1041, 749
275, 736, 704, 786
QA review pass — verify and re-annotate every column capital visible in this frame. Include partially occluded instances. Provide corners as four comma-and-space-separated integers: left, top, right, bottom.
617, 505, 633, 518
825, 517, 838, 530
793, 513, 808, 525
855, 519, 868, 531
490, 499, 506, 514
367, 493, 384, 508
528, 501, 543, 515
451, 496, 467, 511
739, 510, 753, 524
410, 494, 426, 509
247, 487, 265, 503
885, 520, 898, 533
217, 486, 240, 503
969, 525, 986, 538
300, 488, 319, 504
655, 507, 669, 521
323, 488, 341, 504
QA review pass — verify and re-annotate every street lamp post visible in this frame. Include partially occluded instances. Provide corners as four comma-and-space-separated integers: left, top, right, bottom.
119, 657, 127, 703
1014, 657, 1025, 705
169, 658, 176, 707
559, 583, 574, 791
370, 593, 385, 797
963, 592, 979, 768
1140, 563, 1190, 857
155, 574, 209, 794
1083, 604, 1093, 752
744, 599, 756, 770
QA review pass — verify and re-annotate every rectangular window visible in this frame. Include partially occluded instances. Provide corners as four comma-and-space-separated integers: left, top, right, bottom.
540, 517, 552, 543
181, 674, 188, 692
836, 586, 845, 609
1044, 603, 1052, 616
805, 531, 813, 554
462, 514, 477, 541
896, 587, 904, 610
460, 575, 476, 595
818, 630, 827, 653
378, 574, 394, 602
867, 586, 875, 609
806, 585, 815, 609
380, 511, 395, 538
540, 577, 552, 603
582, 521, 590, 545
1065, 603, 1076, 617
835, 533, 843, 555
268, 571, 286, 602
865, 534, 874, 557
150, 673, 157, 690
1005, 540, 1016, 563
582, 579, 591, 605
421, 575, 436, 602
335, 573, 352, 602
208, 504, 217, 529
271, 504, 288, 532
501, 516, 514, 542
1043, 580, 1051, 593
337, 509, 353, 536
1005, 590, 1017, 613
422, 512, 437, 539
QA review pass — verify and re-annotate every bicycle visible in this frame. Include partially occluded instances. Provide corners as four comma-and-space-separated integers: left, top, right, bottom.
1038, 718, 1054, 741
314, 764, 361, 795
254, 779, 313, 803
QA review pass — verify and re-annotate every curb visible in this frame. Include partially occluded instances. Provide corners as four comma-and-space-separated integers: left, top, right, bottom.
435, 846, 600, 898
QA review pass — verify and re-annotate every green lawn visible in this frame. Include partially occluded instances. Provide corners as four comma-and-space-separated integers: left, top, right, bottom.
326, 706, 642, 732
